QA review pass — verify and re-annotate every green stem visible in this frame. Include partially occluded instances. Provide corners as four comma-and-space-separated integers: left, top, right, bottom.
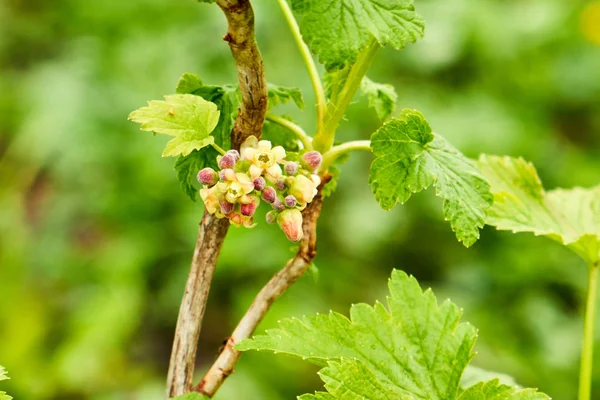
580, 261, 599, 400
319, 140, 371, 174
276, 0, 326, 134
266, 114, 313, 150
211, 143, 226, 155
313, 40, 380, 153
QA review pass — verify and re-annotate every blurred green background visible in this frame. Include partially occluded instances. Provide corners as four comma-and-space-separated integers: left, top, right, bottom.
1, 0, 599, 398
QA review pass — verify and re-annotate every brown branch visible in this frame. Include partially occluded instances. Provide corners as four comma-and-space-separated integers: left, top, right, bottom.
218, 0, 268, 145
166, 0, 268, 398
166, 213, 229, 398
194, 178, 329, 397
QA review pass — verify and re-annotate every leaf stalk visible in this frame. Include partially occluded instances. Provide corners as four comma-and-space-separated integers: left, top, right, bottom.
276, 0, 326, 136
266, 114, 313, 150
319, 140, 371, 173
580, 261, 599, 400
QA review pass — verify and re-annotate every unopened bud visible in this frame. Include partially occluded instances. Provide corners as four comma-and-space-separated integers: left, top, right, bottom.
265, 210, 277, 224
262, 186, 277, 203
226, 149, 240, 162
220, 199, 235, 215
285, 195, 297, 208
241, 197, 259, 216
301, 151, 322, 171
253, 176, 266, 191
275, 178, 286, 191
284, 162, 298, 176
197, 168, 218, 186
218, 154, 236, 170
272, 197, 285, 211
277, 208, 303, 242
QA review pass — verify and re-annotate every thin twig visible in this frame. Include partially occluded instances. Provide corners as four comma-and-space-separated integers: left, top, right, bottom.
166, 0, 268, 397
194, 178, 330, 397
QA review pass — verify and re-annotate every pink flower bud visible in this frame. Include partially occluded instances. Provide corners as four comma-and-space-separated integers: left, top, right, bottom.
277, 209, 303, 242
272, 197, 285, 211
284, 162, 298, 176
197, 168, 218, 186
262, 186, 277, 203
301, 151, 322, 171
284, 195, 297, 208
253, 176, 266, 191
226, 149, 240, 162
275, 178, 286, 191
219, 199, 235, 215
241, 199, 259, 216
218, 153, 236, 169
265, 210, 277, 224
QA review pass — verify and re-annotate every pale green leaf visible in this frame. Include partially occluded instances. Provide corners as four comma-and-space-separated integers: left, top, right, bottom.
290, 0, 425, 70
172, 74, 236, 201
176, 72, 204, 94
128, 94, 219, 157
361, 77, 397, 121
477, 155, 600, 264
0, 366, 12, 400
238, 270, 478, 399
268, 84, 305, 109
321, 165, 340, 199
461, 366, 517, 389
369, 110, 493, 247
458, 379, 548, 400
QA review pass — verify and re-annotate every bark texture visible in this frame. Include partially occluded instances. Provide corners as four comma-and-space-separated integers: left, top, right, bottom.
166, 0, 268, 397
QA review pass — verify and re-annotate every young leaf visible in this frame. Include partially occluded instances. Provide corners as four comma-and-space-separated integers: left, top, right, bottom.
174, 148, 219, 202
170, 73, 237, 201
321, 165, 340, 199
290, 0, 425, 70
369, 110, 493, 247
176, 72, 204, 94
458, 379, 548, 400
238, 270, 550, 400
129, 94, 220, 157
267, 84, 305, 109
478, 155, 600, 264
0, 366, 12, 400
361, 77, 397, 121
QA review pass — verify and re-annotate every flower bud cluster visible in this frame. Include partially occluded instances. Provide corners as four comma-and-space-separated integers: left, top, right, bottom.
197, 136, 322, 241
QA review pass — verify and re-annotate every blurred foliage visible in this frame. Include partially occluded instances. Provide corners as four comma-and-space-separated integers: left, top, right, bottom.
0, 0, 599, 399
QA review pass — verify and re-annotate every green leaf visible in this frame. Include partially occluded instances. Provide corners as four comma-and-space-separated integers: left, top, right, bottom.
174, 148, 219, 202
321, 165, 340, 199
129, 94, 220, 157
238, 270, 478, 399
0, 366, 12, 400
170, 393, 210, 400
461, 366, 518, 389
239, 270, 550, 400
361, 77, 397, 121
262, 117, 300, 152
477, 155, 600, 264
458, 380, 548, 400
171, 73, 237, 201
176, 72, 204, 94
290, 0, 425, 70
369, 110, 493, 247
268, 84, 305, 109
